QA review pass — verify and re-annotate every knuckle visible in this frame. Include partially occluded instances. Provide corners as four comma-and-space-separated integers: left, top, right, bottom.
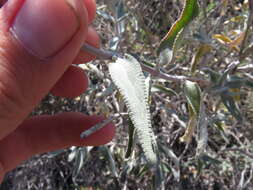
0, 38, 32, 121
0, 63, 26, 121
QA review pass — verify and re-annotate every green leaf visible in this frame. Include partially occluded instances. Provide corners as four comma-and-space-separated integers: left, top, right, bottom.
245, 80, 253, 89
200, 154, 222, 165
197, 153, 222, 175
190, 44, 212, 75
180, 117, 198, 143
217, 65, 236, 87
221, 94, 243, 121
108, 54, 158, 165
158, 0, 199, 54
184, 81, 201, 116
125, 119, 136, 159
226, 75, 246, 89
181, 81, 202, 143
159, 28, 188, 64
203, 68, 221, 84
152, 84, 179, 96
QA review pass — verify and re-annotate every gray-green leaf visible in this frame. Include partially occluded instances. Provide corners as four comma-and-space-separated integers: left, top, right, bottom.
184, 80, 201, 116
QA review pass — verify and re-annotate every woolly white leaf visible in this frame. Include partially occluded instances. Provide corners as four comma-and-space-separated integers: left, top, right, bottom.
108, 54, 157, 164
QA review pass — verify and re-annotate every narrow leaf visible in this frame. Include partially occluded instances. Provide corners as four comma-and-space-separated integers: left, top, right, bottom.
200, 154, 222, 165
180, 117, 197, 143
213, 34, 232, 44
196, 103, 209, 155
72, 148, 86, 178
157, 0, 199, 65
184, 81, 201, 116
240, 43, 253, 59
68, 148, 78, 162
190, 44, 212, 75
152, 84, 179, 96
125, 119, 136, 159
203, 68, 221, 84
158, 0, 199, 53
213, 32, 246, 51
100, 146, 118, 177
181, 81, 202, 143
228, 31, 246, 51
221, 94, 243, 121
221, 0, 228, 16
245, 80, 253, 88
115, 0, 126, 35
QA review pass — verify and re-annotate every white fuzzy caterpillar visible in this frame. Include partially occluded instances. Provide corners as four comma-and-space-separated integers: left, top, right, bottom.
108, 54, 157, 164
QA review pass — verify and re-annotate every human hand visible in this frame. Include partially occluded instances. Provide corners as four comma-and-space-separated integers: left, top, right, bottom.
0, 0, 115, 182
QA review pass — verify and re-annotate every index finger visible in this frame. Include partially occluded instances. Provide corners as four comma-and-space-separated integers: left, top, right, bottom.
83, 0, 96, 24
0, 113, 115, 173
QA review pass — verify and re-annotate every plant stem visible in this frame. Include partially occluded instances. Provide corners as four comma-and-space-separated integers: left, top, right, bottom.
220, 148, 253, 160
80, 113, 127, 138
81, 43, 210, 86
81, 43, 118, 60
239, 5, 253, 59
80, 116, 115, 138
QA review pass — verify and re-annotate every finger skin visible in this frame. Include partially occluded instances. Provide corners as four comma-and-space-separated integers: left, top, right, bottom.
84, 0, 96, 24
0, 0, 96, 21
0, 113, 115, 173
74, 27, 100, 64
0, 0, 88, 139
0, 0, 102, 182
0, 0, 7, 7
50, 27, 100, 98
50, 65, 88, 98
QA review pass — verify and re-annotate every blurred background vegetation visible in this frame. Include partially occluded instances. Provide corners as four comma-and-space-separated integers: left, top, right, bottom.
1, 0, 253, 189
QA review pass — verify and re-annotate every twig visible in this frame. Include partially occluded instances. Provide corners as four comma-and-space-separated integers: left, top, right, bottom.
239, 4, 253, 59
81, 43, 211, 86
239, 43, 253, 60
141, 63, 210, 86
81, 43, 119, 60
237, 64, 253, 72
80, 113, 127, 138
244, 164, 253, 188
220, 148, 253, 160
243, 73, 253, 80
80, 116, 115, 138
201, 0, 208, 20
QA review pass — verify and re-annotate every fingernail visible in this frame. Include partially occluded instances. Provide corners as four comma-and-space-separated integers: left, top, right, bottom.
11, 0, 84, 59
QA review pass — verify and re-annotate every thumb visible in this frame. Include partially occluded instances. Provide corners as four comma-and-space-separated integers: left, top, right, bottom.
0, 0, 88, 139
